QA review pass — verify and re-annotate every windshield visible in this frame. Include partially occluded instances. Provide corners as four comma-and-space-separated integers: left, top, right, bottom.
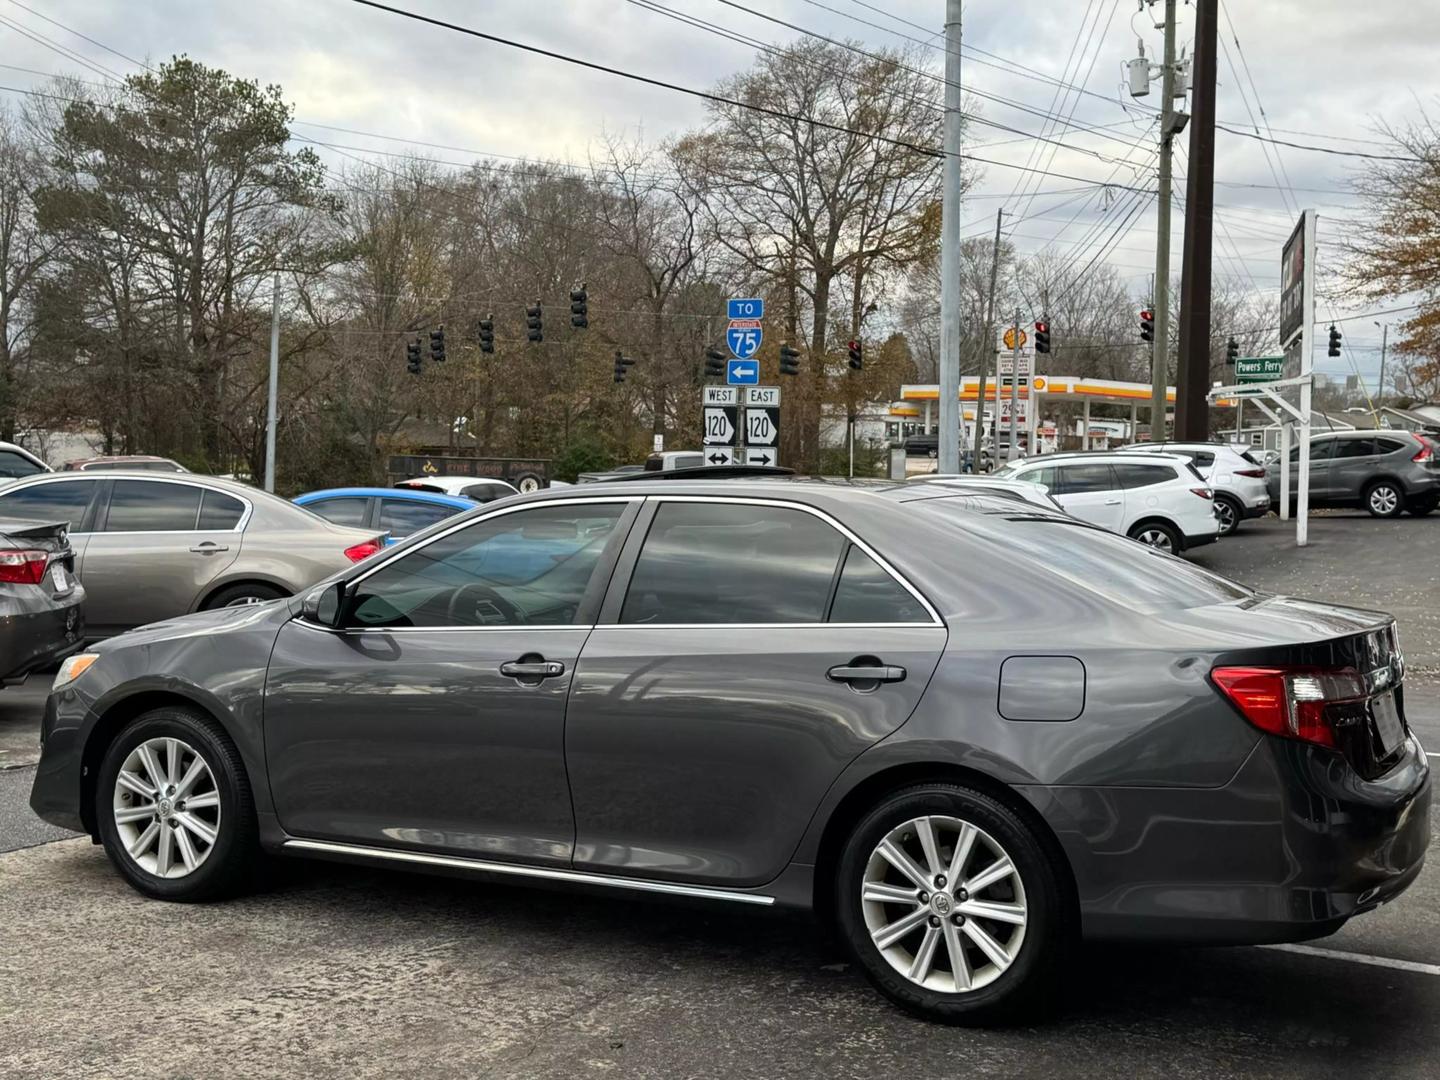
915, 502, 1253, 611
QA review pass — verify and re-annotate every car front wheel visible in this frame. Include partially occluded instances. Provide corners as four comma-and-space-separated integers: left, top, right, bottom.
834, 783, 1069, 1024
96, 707, 260, 901
1365, 481, 1404, 518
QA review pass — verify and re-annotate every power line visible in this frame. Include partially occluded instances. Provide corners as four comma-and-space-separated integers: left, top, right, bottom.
1216, 123, 1422, 163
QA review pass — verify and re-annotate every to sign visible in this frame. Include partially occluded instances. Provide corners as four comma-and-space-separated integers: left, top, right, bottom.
703, 447, 737, 467
744, 406, 779, 447
726, 359, 759, 385
703, 406, 738, 447
1235, 356, 1285, 384
727, 298, 765, 321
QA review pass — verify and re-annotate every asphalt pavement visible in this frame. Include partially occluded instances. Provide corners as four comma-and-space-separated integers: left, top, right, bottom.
0, 510, 1437, 1078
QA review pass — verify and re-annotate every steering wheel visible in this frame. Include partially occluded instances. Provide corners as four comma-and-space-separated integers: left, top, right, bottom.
445, 583, 523, 625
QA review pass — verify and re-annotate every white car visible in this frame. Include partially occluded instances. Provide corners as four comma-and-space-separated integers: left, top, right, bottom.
992, 452, 1220, 554
0, 441, 51, 480
905, 474, 1065, 512
1118, 442, 1271, 536
395, 476, 519, 503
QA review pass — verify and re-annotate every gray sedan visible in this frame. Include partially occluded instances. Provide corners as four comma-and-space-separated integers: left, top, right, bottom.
0, 472, 385, 637
29, 479, 1430, 1023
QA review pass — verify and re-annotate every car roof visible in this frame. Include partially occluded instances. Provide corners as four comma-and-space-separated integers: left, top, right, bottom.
297, 486, 474, 509
1005, 452, 1193, 466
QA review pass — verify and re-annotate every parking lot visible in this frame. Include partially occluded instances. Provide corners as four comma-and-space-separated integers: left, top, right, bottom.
2, 510, 1437, 1079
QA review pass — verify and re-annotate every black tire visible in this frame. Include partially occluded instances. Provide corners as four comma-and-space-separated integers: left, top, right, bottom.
1127, 519, 1183, 554
96, 707, 260, 902
1213, 494, 1244, 537
512, 471, 544, 494
833, 783, 1070, 1025
1364, 480, 1405, 519
203, 582, 287, 610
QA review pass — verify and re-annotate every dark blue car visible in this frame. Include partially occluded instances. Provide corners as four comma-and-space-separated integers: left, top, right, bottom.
294, 487, 475, 544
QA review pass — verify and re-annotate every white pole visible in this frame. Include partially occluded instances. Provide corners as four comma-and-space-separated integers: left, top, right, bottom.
1296, 210, 1317, 547
1279, 422, 1292, 521
1082, 399, 1091, 451
937, 0, 964, 475
264, 271, 280, 492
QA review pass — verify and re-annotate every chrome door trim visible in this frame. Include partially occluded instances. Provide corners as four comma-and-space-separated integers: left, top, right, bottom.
290, 619, 597, 637
633, 494, 945, 627
282, 838, 776, 906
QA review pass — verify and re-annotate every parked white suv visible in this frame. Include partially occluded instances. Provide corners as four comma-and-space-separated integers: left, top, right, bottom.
0, 441, 50, 480
1118, 442, 1270, 536
992, 452, 1220, 554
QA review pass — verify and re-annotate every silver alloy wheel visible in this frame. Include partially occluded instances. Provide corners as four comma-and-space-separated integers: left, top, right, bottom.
224, 595, 267, 607
1370, 485, 1399, 516
1215, 499, 1237, 534
113, 737, 221, 879
860, 815, 1028, 994
1134, 527, 1174, 551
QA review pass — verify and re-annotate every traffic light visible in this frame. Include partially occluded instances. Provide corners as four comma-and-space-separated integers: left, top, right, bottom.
613, 350, 635, 384
847, 339, 863, 371
477, 316, 495, 354
429, 325, 446, 363
1140, 310, 1155, 342
704, 346, 726, 378
526, 302, 543, 343
405, 338, 422, 375
1226, 337, 1240, 366
1034, 320, 1051, 355
1328, 324, 1343, 358
570, 286, 588, 330
779, 343, 801, 377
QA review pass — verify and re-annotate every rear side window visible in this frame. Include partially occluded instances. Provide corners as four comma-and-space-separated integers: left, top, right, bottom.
308, 497, 371, 527
198, 491, 246, 530
1055, 464, 1116, 494
828, 546, 929, 624
0, 450, 44, 478
0, 480, 98, 530
1186, 451, 1216, 468
104, 480, 201, 532
379, 498, 458, 536
1375, 437, 1409, 455
1113, 463, 1174, 489
621, 502, 846, 624
1333, 438, 1376, 459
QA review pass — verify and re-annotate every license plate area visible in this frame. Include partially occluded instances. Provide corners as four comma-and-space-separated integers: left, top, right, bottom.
49, 562, 69, 593
1370, 691, 1405, 757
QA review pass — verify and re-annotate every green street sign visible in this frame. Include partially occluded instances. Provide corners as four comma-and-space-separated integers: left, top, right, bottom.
1235, 356, 1285, 383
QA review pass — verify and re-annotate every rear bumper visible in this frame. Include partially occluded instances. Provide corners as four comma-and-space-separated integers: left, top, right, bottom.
0, 588, 85, 683
1183, 529, 1220, 550
1028, 732, 1431, 944
1244, 497, 1272, 518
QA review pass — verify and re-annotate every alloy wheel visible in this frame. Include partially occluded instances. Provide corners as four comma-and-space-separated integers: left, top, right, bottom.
112, 737, 222, 879
1370, 485, 1399, 516
860, 814, 1028, 994
224, 595, 268, 607
1134, 527, 1173, 551
1215, 499, 1237, 535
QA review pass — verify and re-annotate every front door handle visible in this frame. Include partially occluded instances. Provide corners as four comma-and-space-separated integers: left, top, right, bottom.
189, 543, 230, 554
827, 664, 907, 684
500, 659, 566, 680
1104, 499, 1122, 506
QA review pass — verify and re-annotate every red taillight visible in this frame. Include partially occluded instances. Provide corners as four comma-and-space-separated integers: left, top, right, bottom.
0, 549, 48, 584
343, 540, 383, 563
1235, 467, 1267, 478
1413, 437, 1434, 464
1191, 487, 1214, 499
1211, 666, 1368, 749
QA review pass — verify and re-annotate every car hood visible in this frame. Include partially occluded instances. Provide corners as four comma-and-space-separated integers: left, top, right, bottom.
95, 600, 293, 653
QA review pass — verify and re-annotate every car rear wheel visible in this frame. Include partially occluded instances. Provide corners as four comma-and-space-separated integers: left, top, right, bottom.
203, 582, 287, 609
1213, 495, 1243, 537
1127, 520, 1181, 553
96, 707, 260, 901
834, 783, 1068, 1025
1364, 481, 1404, 518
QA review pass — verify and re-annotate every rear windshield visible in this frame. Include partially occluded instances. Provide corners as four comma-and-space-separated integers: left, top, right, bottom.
915, 502, 1252, 611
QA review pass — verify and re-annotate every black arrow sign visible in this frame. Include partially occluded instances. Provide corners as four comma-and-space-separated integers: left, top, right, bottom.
749, 451, 773, 466
708, 452, 728, 465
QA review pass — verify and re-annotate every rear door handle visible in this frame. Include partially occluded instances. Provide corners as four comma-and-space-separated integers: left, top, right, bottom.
500, 660, 566, 680
1104, 499, 1122, 506
189, 543, 230, 554
827, 664, 907, 684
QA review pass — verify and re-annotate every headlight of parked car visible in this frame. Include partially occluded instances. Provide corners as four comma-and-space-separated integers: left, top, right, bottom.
53, 653, 99, 690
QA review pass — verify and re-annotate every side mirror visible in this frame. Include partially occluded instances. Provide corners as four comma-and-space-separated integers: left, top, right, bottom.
301, 580, 347, 628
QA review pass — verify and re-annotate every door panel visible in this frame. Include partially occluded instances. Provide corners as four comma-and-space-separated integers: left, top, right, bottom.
264, 622, 587, 862
566, 624, 947, 886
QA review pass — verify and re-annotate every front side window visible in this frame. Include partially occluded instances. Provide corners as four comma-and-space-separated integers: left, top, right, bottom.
104, 480, 202, 532
0, 479, 98, 530
347, 503, 625, 628
829, 546, 929, 624
1333, 438, 1376, 459
1055, 464, 1116, 495
379, 498, 459, 536
462, 483, 513, 504
1291, 439, 1335, 462
621, 502, 846, 624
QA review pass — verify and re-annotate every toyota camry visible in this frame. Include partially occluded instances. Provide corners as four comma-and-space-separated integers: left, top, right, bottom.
29, 478, 1430, 1023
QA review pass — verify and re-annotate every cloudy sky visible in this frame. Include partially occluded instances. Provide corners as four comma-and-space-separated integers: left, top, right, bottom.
3, 0, 1437, 387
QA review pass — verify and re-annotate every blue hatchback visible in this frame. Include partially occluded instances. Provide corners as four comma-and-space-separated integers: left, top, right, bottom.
294, 487, 475, 544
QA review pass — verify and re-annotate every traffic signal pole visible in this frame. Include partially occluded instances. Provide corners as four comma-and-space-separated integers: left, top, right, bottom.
1149, 0, 1178, 440
937, 0, 964, 475
1175, 0, 1219, 441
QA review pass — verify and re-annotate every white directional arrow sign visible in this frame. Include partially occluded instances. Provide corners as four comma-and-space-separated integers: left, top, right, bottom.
703, 447, 737, 467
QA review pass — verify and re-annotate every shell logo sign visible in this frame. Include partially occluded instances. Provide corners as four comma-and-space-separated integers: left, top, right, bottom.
1032, 377, 1047, 391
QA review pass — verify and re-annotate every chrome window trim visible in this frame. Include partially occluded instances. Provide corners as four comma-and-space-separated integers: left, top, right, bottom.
625, 494, 944, 628
292, 619, 596, 637
2, 473, 254, 534
282, 838, 775, 906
